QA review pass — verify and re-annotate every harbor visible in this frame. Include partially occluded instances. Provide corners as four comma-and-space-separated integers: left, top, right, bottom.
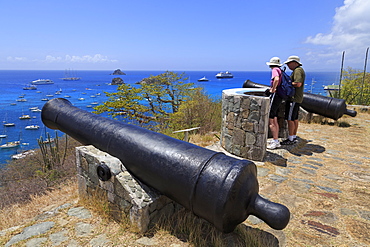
0, 70, 340, 165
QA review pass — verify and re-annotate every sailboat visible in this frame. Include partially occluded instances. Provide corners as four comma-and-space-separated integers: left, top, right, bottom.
3, 113, 15, 127
3, 122, 15, 127
61, 69, 81, 81
23, 84, 37, 90
55, 88, 62, 95
0, 140, 20, 149
0, 126, 7, 138
0, 129, 20, 149
19, 107, 31, 120
1, 128, 24, 149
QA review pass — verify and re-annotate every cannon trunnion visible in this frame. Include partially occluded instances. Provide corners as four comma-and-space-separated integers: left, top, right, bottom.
243, 80, 357, 120
41, 98, 290, 233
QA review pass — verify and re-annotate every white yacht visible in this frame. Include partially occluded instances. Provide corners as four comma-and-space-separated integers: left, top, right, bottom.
198, 76, 209, 82
31, 108, 42, 112
25, 125, 40, 130
19, 114, 31, 120
3, 122, 15, 127
215, 71, 234, 79
31, 79, 54, 85
12, 150, 36, 160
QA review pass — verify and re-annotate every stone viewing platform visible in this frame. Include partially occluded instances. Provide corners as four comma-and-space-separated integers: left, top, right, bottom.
0, 112, 369, 246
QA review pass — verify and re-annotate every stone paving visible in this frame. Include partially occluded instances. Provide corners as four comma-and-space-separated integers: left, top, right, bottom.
1, 204, 103, 247
0, 202, 165, 246
245, 115, 370, 246
0, 114, 369, 246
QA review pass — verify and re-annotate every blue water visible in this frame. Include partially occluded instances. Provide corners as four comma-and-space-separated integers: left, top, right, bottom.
0, 70, 339, 165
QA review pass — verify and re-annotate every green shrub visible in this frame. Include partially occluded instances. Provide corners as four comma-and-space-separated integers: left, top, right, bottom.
340, 67, 370, 105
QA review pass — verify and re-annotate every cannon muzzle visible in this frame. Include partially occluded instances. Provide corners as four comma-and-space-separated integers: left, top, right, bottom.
243, 80, 357, 120
41, 98, 290, 232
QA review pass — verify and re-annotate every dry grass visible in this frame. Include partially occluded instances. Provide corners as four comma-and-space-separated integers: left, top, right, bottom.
189, 132, 220, 147
0, 136, 80, 209
0, 180, 78, 231
152, 208, 278, 247
77, 193, 277, 247
302, 114, 352, 127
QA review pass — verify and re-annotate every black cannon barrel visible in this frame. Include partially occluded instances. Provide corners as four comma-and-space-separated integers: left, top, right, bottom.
243, 80, 357, 120
41, 98, 290, 233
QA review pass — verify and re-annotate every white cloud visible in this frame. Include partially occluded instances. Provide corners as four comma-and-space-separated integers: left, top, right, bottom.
7, 56, 28, 62
45, 55, 62, 62
66, 54, 118, 63
43, 54, 118, 63
305, 0, 370, 68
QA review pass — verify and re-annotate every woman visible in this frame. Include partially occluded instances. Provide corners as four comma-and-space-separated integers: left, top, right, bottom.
266, 57, 283, 149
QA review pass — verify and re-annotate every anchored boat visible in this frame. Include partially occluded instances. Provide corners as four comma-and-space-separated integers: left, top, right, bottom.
198, 76, 209, 82
0, 141, 20, 149
215, 71, 233, 79
31, 79, 54, 85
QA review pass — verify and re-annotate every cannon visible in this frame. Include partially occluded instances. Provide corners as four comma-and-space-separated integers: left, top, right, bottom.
243, 80, 357, 120
41, 98, 290, 233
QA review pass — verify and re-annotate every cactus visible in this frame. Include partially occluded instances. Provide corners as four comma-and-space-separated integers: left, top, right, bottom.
37, 131, 68, 171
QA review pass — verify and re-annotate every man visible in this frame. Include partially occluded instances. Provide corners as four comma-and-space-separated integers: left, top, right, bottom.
281, 55, 305, 145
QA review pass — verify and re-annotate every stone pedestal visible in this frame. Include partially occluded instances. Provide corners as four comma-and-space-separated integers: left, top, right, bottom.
220, 88, 269, 161
76, 145, 181, 233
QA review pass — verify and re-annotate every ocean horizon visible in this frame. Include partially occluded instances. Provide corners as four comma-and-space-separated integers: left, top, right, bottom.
0, 69, 340, 165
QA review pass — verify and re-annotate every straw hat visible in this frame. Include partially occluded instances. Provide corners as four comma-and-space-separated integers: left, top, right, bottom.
284, 55, 302, 66
266, 57, 283, 66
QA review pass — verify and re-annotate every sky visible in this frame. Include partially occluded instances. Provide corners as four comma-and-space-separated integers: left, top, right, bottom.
1, 0, 370, 72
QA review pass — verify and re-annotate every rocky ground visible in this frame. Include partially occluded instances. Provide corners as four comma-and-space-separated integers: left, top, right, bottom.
0, 112, 369, 246
247, 112, 370, 246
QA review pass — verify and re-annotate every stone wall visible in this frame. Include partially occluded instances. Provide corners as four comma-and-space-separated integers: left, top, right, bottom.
220, 88, 270, 161
76, 145, 181, 233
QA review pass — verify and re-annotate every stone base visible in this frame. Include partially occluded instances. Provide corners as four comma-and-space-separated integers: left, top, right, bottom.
76, 146, 181, 233
221, 89, 269, 161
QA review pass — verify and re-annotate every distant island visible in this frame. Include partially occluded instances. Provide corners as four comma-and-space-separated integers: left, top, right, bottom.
111, 77, 124, 85
111, 69, 126, 75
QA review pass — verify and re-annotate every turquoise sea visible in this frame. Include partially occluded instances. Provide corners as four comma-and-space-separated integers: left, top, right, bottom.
0, 70, 340, 165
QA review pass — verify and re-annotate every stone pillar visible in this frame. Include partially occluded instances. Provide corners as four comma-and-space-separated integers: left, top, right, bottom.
76, 145, 181, 233
220, 88, 269, 161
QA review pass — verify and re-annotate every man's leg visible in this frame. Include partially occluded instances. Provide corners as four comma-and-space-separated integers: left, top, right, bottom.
293, 119, 299, 136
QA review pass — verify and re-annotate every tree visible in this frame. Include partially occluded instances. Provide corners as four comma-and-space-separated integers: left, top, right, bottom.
170, 88, 222, 135
94, 71, 196, 130
340, 67, 370, 105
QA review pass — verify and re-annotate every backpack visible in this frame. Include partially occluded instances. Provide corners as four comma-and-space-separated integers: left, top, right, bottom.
277, 67, 295, 100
